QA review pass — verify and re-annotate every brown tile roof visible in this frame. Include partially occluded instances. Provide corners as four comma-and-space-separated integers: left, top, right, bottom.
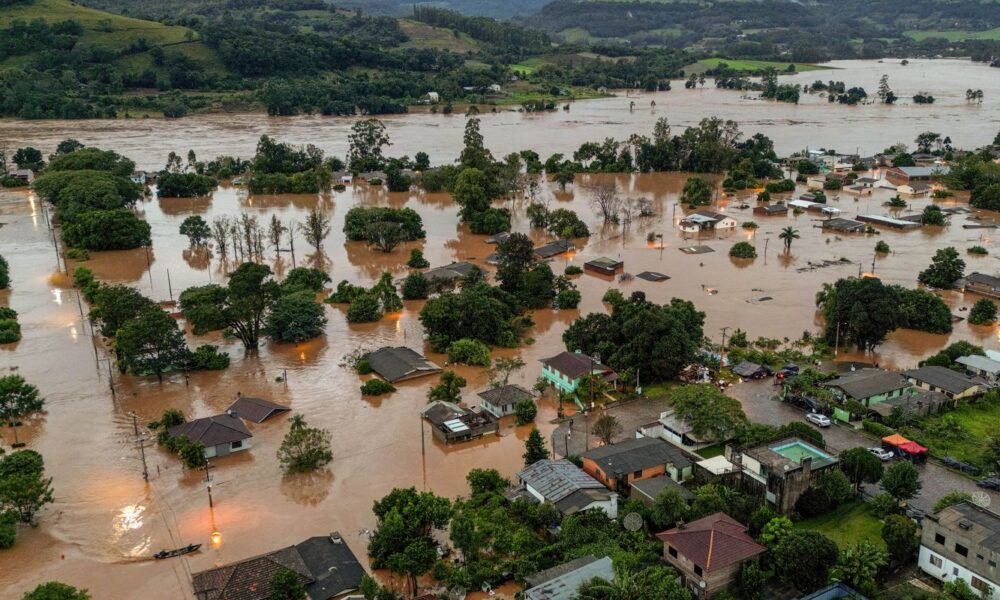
226, 396, 290, 424
656, 513, 765, 573
192, 546, 312, 600
540, 351, 615, 380
168, 414, 252, 448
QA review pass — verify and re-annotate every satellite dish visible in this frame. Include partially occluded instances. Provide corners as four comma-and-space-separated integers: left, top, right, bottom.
623, 512, 643, 531
972, 491, 992, 508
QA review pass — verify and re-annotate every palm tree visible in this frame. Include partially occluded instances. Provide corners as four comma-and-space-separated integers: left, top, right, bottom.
779, 226, 800, 252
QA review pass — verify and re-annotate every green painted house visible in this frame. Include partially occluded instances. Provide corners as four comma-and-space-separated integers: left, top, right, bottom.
822, 368, 913, 422
540, 351, 617, 394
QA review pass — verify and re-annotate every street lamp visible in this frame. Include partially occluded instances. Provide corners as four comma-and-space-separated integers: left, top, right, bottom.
589, 352, 601, 410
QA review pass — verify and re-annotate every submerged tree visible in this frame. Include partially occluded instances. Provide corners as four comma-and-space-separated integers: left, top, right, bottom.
268, 215, 287, 256
779, 226, 800, 252
277, 414, 333, 475
298, 207, 331, 251
115, 308, 190, 381
179, 215, 211, 247
0, 375, 44, 446
523, 428, 550, 465
0, 449, 54, 524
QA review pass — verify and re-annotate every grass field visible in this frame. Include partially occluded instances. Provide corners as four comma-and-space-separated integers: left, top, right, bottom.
902, 399, 1000, 470
794, 501, 885, 550
510, 57, 554, 75
399, 19, 480, 53
696, 57, 830, 73
905, 28, 1000, 42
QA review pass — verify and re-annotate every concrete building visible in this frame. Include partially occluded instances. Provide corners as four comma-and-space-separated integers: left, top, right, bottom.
678, 211, 737, 234
657, 513, 766, 598
957, 354, 1000, 385
637, 410, 712, 451
582, 437, 693, 494
477, 384, 534, 418
540, 351, 617, 395
919, 501, 1000, 598
729, 437, 838, 515
515, 459, 618, 518
421, 401, 498, 444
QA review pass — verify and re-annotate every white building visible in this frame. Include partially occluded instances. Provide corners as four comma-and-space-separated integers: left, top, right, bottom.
918, 501, 1000, 598
677, 210, 737, 233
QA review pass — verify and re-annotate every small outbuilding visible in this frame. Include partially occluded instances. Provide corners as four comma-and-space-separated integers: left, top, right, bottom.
421, 401, 499, 444
752, 203, 788, 216
629, 476, 695, 508
367, 346, 442, 383
731, 361, 769, 380
583, 257, 624, 276
821, 218, 866, 233
534, 240, 575, 260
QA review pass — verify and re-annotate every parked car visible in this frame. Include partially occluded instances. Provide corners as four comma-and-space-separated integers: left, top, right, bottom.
977, 478, 1000, 491
806, 413, 832, 428
781, 364, 800, 375
789, 395, 830, 415
869, 447, 894, 461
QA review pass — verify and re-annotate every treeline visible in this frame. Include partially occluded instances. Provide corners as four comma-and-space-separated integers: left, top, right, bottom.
411, 6, 550, 53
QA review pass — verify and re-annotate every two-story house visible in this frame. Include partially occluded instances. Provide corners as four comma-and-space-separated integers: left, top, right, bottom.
919, 501, 1000, 598
540, 351, 617, 395
728, 437, 839, 515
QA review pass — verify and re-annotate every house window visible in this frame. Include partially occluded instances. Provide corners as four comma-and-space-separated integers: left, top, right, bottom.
972, 577, 990, 594
231, 440, 243, 449
978, 554, 985, 561
956, 544, 969, 557
935, 533, 946, 545
929, 555, 943, 568
668, 546, 678, 558
990, 560, 997, 568
633, 470, 642, 479
694, 565, 703, 577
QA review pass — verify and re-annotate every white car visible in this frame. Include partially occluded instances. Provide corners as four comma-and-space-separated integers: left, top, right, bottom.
869, 447, 894, 461
805, 413, 832, 428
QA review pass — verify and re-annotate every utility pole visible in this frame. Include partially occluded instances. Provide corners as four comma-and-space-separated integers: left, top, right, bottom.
720, 326, 730, 354
203, 461, 213, 508
131, 412, 149, 482
166, 268, 173, 302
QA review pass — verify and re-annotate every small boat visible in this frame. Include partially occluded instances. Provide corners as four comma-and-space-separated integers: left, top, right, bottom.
153, 543, 201, 560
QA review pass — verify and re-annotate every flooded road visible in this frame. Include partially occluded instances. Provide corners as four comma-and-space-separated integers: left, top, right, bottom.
1, 58, 1000, 599
0, 59, 998, 169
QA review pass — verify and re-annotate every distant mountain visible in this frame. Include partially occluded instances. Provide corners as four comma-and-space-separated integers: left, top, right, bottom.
335, 0, 553, 20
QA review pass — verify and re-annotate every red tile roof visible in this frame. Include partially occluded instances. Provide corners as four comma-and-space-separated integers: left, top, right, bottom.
656, 513, 765, 573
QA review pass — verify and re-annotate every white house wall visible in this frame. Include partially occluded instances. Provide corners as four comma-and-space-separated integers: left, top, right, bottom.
919, 545, 1000, 598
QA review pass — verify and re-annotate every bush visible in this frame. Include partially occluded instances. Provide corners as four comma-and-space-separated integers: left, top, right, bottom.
356, 357, 373, 375
729, 241, 757, 259
862, 420, 894, 438
795, 470, 854, 517
327, 280, 367, 304
282, 267, 331, 293
968, 299, 998, 325
968, 245, 988, 255
61, 209, 152, 250
556, 288, 582, 309
65, 248, 90, 261
0, 254, 8, 289
869, 492, 900, 519
361, 379, 396, 395
401, 272, 429, 300
0, 510, 16, 549
188, 345, 230, 370
447, 338, 492, 366
0, 319, 20, 344
407, 249, 430, 268
564, 265, 583, 275
875, 241, 890, 253
346, 294, 381, 323
514, 398, 537, 425
742, 221, 759, 230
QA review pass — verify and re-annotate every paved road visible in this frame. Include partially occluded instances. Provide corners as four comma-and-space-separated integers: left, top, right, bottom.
551, 380, 998, 514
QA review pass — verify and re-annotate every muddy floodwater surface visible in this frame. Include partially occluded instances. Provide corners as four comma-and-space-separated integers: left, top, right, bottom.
1, 58, 1000, 598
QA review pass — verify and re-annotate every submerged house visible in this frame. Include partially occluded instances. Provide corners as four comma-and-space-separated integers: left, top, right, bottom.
581, 437, 693, 493
366, 346, 441, 383
752, 203, 788, 216
540, 351, 617, 394
583, 257, 624, 276
167, 413, 252, 459
729, 437, 838, 514
477, 384, 534, 418
678, 210, 737, 234
421, 262, 482, 288
963, 272, 1000, 299
534, 240, 575, 260
191, 532, 366, 600
421, 401, 499, 444
822, 218, 866, 233
226, 395, 290, 424
515, 459, 618, 518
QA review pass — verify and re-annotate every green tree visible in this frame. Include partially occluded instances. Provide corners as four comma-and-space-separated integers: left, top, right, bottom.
407, 249, 429, 268
459, 118, 493, 171
729, 241, 757, 259
12, 147, 44, 171
0, 450, 54, 523
514, 398, 537, 425
221, 262, 282, 349
839, 447, 884, 491
115, 308, 190, 381
21, 582, 90, 600
943, 579, 983, 600
934, 491, 974, 513
593, 414, 623, 445
668, 385, 747, 442
368, 488, 451, 596
875, 240, 890, 254
830, 540, 887, 596
881, 514, 919, 566
778, 226, 799, 252
427, 371, 467, 403
268, 569, 306, 600
90, 285, 157, 338
0, 254, 9, 289
371, 272, 403, 313
453, 167, 492, 220
446, 338, 492, 366
401, 272, 429, 300
817, 277, 898, 352
281, 268, 331, 294
179, 215, 211, 246
347, 294, 382, 323
298, 207, 331, 251
681, 177, 712, 207
968, 298, 998, 325
264, 291, 327, 343
348, 118, 391, 173
0, 375, 44, 446
736, 560, 769, 600
758, 516, 793, 549
554, 169, 575, 191
276, 415, 333, 475
523, 427, 549, 465
466, 468, 509, 496
651, 488, 691, 530
921, 205, 946, 226
773, 530, 839, 593
918, 247, 964, 289
61, 209, 151, 250
881, 461, 921, 504
575, 565, 693, 600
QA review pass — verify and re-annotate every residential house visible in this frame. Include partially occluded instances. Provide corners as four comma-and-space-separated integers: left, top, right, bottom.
678, 211, 737, 234
191, 532, 366, 600
866, 389, 950, 422
918, 501, 1000, 598
583, 257, 624, 276
534, 240, 575, 260
886, 165, 951, 183
957, 354, 1000, 385
581, 437, 693, 494
904, 366, 987, 400
515, 459, 618, 518
821, 218, 867, 233
854, 177, 878, 188
806, 175, 827, 190
856, 214, 921, 229
731, 361, 769, 380
897, 182, 931, 196
130, 170, 148, 185
523, 556, 615, 600
728, 437, 839, 514
366, 346, 441, 383
630, 476, 695, 508
8, 169, 34, 184
485, 231, 511, 245
477, 384, 534, 418
425, 91, 440, 103
421, 262, 482, 289
167, 413, 252, 459
657, 513, 766, 598
540, 350, 617, 394
963, 273, 1000, 299
798, 583, 869, 599
789, 199, 841, 215
822, 368, 912, 408
226, 394, 290, 423
421, 401, 498, 444
752, 203, 789, 216
637, 410, 712, 450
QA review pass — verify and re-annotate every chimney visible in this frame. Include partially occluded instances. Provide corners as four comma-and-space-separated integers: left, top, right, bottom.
329, 532, 343, 544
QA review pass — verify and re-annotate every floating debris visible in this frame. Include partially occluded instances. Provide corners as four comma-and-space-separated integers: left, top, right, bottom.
795, 258, 853, 273
746, 296, 774, 304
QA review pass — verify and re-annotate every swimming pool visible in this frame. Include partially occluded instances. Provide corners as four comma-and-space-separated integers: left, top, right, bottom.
772, 440, 834, 464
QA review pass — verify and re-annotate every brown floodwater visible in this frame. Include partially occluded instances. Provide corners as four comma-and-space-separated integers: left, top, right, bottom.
1, 58, 1000, 599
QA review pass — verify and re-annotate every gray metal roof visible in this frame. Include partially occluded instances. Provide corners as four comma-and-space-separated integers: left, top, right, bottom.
629, 476, 696, 503
366, 346, 441, 383
936, 502, 1000, 555
957, 354, 1000, 375
168, 413, 251, 448
422, 262, 480, 283
823, 369, 910, 400
903, 366, 983, 395
582, 437, 692, 477
524, 555, 614, 600
534, 240, 575, 258
517, 459, 607, 503
477, 384, 533, 409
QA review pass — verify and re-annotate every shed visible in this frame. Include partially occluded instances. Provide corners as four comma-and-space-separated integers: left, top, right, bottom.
421, 401, 498, 444
629, 476, 695, 507
226, 395, 290, 423
752, 203, 788, 216
366, 347, 441, 383
731, 361, 768, 379
583, 257, 623, 276
821, 218, 866, 233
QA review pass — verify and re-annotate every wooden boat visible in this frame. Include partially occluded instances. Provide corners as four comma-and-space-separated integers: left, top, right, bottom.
153, 543, 201, 559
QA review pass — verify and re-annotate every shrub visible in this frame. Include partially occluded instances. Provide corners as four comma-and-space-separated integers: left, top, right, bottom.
346, 294, 381, 323
65, 248, 90, 261
875, 241, 890, 253
0, 319, 20, 343
602, 288, 625, 305
742, 221, 759, 230
361, 379, 396, 395
356, 357, 373, 374
564, 265, 583, 275
343, 207, 424, 242
188, 345, 230, 370
968, 298, 998, 325
682, 176, 712, 207
869, 492, 900, 519
729, 241, 757, 259
62, 209, 152, 250
282, 267, 331, 293
514, 398, 537, 425
0, 254, 8, 289
327, 280, 367, 304
407, 249, 430, 268
556, 288, 582, 309
401, 272, 429, 300
822, 178, 842, 190
447, 338, 492, 366
968, 245, 988, 255
862, 420, 894, 438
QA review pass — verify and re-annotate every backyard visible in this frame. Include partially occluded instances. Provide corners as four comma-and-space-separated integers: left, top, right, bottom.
794, 501, 886, 550
900, 397, 1000, 472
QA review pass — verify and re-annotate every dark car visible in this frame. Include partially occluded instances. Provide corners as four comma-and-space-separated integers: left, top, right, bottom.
781, 364, 800, 375
977, 478, 1000, 491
